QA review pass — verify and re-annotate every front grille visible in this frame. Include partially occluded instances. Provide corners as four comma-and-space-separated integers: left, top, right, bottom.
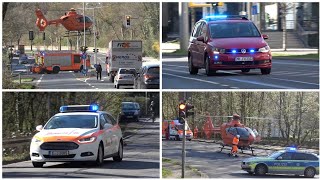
40, 142, 79, 150
225, 48, 259, 54
221, 61, 266, 66
124, 112, 134, 115
43, 154, 76, 158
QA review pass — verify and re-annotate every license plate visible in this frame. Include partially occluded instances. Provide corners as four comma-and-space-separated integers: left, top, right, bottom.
127, 116, 133, 118
235, 57, 253, 61
49, 150, 69, 156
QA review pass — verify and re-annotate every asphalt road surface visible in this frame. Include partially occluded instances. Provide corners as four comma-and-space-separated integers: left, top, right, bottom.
162, 140, 319, 178
2, 118, 160, 178
9, 52, 156, 89
162, 57, 319, 89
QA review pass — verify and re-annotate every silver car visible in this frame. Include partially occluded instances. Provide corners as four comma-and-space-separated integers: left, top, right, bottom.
114, 68, 136, 89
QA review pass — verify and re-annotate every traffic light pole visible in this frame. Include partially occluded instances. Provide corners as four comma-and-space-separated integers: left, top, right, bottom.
181, 92, 187, 178
83, 2, 86, 74
182, 119, 186, 178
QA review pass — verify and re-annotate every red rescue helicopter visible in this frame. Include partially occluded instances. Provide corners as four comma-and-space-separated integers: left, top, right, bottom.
35, 8, 93, 32
202, 113, 261, 155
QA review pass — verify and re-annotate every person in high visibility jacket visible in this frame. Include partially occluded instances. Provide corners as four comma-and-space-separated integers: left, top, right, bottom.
230, 135, 240, 157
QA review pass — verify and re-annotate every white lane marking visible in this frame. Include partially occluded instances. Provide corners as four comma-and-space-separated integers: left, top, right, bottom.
36, 74, 44, 86
268, 77, 319, 86
163, 72, 234, 87
227, 78, 295, 89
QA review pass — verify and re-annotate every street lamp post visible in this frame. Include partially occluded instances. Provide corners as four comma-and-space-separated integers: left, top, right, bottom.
93, 7, 97, 65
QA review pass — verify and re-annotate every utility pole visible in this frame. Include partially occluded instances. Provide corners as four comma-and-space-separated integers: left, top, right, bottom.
83, 2, 87, 73
93, 7, 97, 65
180, 92, 187, 178
179, 2, 189, 51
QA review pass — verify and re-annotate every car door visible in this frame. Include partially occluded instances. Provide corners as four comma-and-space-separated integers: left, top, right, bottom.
189, 22, 202, 66
104, 114, 120, 154
270, 152, 294, 174
292, 153, 308, 175
198, 22, 208, 67
100, 114, 113, 156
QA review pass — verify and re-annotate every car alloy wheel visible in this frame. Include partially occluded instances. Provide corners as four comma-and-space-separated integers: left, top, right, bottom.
113, 142, 123, 162
188, 55, 198, 75
96, 144, 104, 166
304, 167, 315, 178
255, 164, 267, 175
205, 56, 215, 76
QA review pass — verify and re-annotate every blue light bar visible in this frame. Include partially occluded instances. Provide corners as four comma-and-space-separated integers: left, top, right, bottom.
285, 147, 297, 151
250, 49, 255, 53
204, 15, 228, 19
232, 50, 237, 54
59, 105, 100, 113
214, 55, 218, 60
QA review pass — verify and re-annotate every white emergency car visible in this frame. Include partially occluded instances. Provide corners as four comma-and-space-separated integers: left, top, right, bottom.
30, 105, 123, 167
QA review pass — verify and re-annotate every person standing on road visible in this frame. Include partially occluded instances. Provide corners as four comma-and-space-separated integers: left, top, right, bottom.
229, 135, 240, 157
96, 63, 102, 80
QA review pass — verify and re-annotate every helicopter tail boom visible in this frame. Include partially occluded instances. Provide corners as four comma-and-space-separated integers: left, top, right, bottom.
35, 9, 49, 31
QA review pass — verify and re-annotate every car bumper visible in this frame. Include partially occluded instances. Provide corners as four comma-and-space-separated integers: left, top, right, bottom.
241, 164, 254, 172
210, 53, 272, 70
116, 79, 134, 85
30, 141, 99, 162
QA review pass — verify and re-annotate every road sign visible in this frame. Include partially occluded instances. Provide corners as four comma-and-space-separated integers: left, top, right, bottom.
81, 53, 87, 59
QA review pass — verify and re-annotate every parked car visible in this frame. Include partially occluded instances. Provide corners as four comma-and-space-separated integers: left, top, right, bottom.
134, 63, 159, 89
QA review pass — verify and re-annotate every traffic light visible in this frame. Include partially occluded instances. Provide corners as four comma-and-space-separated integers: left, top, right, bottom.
29, 31, 34, 40
186, 103, 195, 117
125, 15, 131, 27
80, 46, 88, 52
43, 32, 45, 41
178, 102, 186, 124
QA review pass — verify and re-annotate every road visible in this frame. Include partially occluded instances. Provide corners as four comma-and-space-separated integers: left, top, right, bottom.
9, 52, 158, 89
162, 57, 319, 89
2, 118, 160, 178
162, 140, 319, 178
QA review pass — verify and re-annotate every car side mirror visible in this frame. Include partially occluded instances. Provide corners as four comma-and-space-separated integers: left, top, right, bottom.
277, 156, 283, 160
196, 36, 205, 42
103, 123, 113, 130
36, 125, 43, 131
262, 34, 269, 40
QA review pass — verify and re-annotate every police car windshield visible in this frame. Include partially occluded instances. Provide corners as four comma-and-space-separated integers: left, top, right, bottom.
209, 22, 261, 38
44, 115, 98, 129
268, 151, 283, 159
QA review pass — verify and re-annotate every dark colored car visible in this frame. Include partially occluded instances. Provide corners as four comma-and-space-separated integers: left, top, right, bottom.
134, 63, 159, 89
188, 15, 272, 76
120, 102, 139, 122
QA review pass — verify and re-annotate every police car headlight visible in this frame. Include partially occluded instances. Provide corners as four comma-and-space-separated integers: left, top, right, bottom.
32, 136, 42, 143
258, 45, 270, 53
78, 137, 96, 143
213, 48, 225, 54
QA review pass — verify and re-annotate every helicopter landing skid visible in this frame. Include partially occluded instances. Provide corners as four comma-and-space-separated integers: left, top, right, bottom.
63, 30, 92, 37
219, 144, 256, 156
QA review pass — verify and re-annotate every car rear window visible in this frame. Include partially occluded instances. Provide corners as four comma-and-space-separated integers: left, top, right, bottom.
44, 115, 98, 129
147, 67, 159, 74
120, 69, 136, 75
209, 22, 261, 38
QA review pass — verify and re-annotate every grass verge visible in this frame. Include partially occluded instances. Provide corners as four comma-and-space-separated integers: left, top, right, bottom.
13, 78, 34, 83
162, 168, 173, 178
3, 152, 30, 165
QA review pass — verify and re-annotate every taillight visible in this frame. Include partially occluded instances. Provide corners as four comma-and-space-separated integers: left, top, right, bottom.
144, 75, 153, 79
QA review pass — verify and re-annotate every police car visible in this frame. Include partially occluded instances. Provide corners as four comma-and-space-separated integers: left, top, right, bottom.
241, 147, 319, 178
30, 105, 123, 168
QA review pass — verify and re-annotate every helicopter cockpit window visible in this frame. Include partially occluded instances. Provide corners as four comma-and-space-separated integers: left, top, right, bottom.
226, 127, 250, 139
245, 127, 256, 138
78, 16, 93, 23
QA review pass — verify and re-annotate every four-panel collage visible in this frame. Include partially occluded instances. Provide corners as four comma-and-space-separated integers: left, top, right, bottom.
1, 1, 319, 179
